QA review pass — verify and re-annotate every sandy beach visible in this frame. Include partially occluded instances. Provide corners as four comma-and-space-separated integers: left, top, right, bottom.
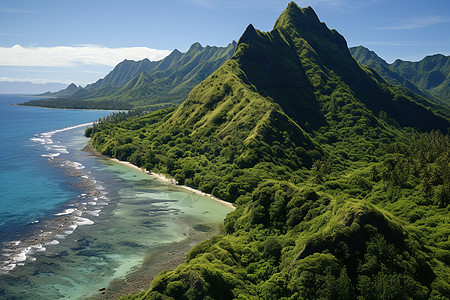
79, 143, 234, 299
86, 145, 236, 211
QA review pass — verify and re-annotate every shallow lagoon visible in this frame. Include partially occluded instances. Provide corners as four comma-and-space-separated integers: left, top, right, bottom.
0, 96, 231, 299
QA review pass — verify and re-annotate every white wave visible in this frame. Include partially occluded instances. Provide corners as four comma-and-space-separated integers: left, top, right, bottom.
13, 247, 31, 262
30, 137, 46, 144
45, 240, 59, 246
31, 244, 45, 251
72, 162, 85, 170
51, 145, 69, 153
41, 153, 60, 158
63, 224, 78, 234
75, 217, 94, 226
43, 122, 93, 136
55, 208, 76, 216
1, 263, 16, 272
85, 210, 101, 217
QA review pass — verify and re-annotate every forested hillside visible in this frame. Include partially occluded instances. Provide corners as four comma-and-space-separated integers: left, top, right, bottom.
351, 46, 450, 110
88, 2, 449, 299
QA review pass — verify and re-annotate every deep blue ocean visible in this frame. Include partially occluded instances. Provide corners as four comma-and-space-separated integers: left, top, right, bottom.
0, 94, 231, 299
0, 94, 112, 240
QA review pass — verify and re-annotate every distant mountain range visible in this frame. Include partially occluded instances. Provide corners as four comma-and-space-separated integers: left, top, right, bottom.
22, 44, 449, 116
350, 46, 449, 107
22, 41, 236, 110
0, 81, 66, 94
88, 2, 449, 299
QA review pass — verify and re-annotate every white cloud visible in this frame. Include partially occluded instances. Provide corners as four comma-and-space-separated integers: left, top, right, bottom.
0, 45, 172, 67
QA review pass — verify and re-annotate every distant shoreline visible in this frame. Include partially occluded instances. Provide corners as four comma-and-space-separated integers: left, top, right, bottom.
12, 102, 125, 112
83, 143, 236, 211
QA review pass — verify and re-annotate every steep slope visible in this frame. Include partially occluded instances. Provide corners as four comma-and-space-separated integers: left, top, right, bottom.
350, 46, 426, 96
392, 54, 450, 100
86, 57, 162, 89
351, 46, 450, 106
89, 2, 449, 299
38, 82, 82, 98
86, 41, 238, 108
22, 42, 236, 110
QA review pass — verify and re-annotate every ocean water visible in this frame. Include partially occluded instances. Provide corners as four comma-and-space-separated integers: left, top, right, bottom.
0, 94, 232, 299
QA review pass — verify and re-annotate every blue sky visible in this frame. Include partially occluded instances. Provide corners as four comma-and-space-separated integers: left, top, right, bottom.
0, 0, 449, 86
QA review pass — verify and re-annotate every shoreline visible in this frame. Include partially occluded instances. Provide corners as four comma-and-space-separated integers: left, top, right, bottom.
13, 103, 126, 112
81, 143, 235, 298
84, 143, 236, 211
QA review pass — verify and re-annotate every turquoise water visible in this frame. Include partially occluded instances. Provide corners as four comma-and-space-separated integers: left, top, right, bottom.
0, 94, 113, 240
0, 94, 232, 299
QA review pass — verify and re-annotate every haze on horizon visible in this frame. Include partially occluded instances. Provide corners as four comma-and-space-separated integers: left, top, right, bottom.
1, 0, 449, 87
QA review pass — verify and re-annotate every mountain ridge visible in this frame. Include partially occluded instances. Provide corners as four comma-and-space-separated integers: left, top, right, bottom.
23, 41, 236, 110
88, 2, 449, 298
350, 45, 450, 106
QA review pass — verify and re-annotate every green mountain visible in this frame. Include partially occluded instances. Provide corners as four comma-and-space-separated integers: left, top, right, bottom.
38, 82, 82, 98
89, 2, 449, 299
392, 54, 450, 101
83, 41, 238, 108
350, 46, 450, 107
22, 41, 236, 110
86, 57, 161, 89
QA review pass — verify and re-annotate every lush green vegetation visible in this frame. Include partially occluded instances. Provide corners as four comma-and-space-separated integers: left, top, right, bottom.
21, 42, 236, 110
87, 2, 449, 299
350, 46, 450, 111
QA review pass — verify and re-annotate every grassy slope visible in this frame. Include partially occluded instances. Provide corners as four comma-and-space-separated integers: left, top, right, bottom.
89, 2, 450, 299
350, 46, 450, 112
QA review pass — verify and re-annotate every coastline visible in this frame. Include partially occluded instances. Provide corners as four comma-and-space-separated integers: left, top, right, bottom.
83, 143, 236, 211
81, 142, 235, 299
13, 102, 126, 112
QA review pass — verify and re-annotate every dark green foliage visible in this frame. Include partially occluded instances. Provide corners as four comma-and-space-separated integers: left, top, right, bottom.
89, 2, 449, 299
350, 46, 450, 114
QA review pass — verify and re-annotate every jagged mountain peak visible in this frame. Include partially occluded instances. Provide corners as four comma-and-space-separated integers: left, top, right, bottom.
188, 42, 203, 52
274, 2, 320, 29
67, 83, 78, 89
238, 24, 260, 44
171, 1, 448, 137
272, 2, 347, 51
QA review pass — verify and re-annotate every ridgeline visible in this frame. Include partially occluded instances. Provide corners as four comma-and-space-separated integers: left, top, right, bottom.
88, 2, 449, 299
21, 41, 236, 111
351, 45, 450, 116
